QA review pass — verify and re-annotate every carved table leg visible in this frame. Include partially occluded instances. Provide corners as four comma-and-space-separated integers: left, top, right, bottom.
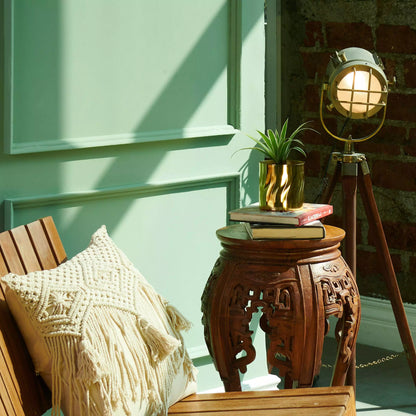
331, 273, 361, 386
312, 259, 361, 387
201, 259, 256, 391
255, 269, 319, 388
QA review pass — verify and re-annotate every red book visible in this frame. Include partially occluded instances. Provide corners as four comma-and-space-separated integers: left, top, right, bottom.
229, 202, 333, 226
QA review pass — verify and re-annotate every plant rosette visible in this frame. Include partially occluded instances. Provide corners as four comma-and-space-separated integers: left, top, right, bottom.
242, 119, 318, 211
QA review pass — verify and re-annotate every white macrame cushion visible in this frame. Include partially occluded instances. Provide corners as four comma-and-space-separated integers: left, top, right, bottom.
2, 225, 197, 416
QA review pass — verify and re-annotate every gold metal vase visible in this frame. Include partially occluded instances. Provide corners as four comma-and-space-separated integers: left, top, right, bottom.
259, 160, 305, 211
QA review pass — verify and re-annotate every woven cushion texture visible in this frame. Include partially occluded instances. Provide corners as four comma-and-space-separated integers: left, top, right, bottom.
3, 225, 196, 416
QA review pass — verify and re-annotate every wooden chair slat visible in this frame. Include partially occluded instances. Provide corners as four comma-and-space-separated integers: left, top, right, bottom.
0, 292, 50, 416
169, 387, 351, 409
0, 233, 25, 275
0, 219, 59, 416
168, 387, 355, 415
0, 357, 19, 416
179, 386, 351, 401
0, 251, 9, 278
40, 217, 67, 265
26, 221, 58, 271
169, 409, 348, 416
10, 226, 41, 274
0, 295, 22, 405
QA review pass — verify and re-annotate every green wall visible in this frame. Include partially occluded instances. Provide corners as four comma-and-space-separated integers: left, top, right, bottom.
1, 0, 267, 392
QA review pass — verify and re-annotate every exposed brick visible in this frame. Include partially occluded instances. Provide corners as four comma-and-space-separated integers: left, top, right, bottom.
304, 21, 324, 47
357, 248, 402, 276
301, 51, 330, 80
304, 84, 321, 113
304, 149, 321, 177
366, 124, 406, 145
404, 59, 416, 88
324, 214, 343, 229
386, 93, 416, 123
282, 4, 416, 302
326, 22, 373, 50
356, 141, 400, 156
410, 256, 416, 275
300, 118, 330, 146
372, 160, 416, 191
320, 216, 363, 245
355, 125, 405, 156
318, 118, 339, 145
405, 129, 416, 156
383, 58, 398, 84
377, 24, 416, 54
408, 226, 416, 251
344, 120, 382, 140
369, 221, 416, 251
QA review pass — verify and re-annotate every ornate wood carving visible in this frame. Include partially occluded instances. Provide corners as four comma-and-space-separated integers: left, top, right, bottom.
312, 258, 361, 379
201, 224, 361, 391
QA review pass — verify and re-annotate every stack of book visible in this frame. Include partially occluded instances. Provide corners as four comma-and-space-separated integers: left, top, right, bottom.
229, 202, 333, 240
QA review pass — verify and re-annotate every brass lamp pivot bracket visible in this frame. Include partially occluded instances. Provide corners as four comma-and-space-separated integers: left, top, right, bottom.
327, 150, 370, 177
319, 84, 387, 144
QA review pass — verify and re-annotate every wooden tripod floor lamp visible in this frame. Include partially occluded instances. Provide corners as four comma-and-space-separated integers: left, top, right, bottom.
319, 47, 416, 390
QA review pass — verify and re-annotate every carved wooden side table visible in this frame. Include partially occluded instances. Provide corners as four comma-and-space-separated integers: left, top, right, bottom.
201, 224, 360, 391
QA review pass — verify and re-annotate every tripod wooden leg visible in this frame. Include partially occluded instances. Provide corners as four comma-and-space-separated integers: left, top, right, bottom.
341, 170, 358, 390
319, 156, 341, 205
358, 169, 416, 387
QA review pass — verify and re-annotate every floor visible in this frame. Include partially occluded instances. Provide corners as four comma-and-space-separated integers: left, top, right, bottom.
316, 338, 416, 415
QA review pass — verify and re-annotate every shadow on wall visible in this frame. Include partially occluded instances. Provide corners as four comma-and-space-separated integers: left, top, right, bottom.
55, 2, 264, 243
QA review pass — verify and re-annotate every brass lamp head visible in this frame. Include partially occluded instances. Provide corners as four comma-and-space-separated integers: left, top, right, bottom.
320, 47, 390, 144
325, 47, 388, 120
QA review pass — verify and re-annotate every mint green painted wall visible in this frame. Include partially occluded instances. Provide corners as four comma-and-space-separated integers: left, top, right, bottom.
2, 0, 266, 393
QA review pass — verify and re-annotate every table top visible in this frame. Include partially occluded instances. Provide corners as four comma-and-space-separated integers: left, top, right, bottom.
217, 223, 345, 251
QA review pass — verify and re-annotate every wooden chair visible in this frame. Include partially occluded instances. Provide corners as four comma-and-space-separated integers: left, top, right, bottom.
0, 217, 356, 415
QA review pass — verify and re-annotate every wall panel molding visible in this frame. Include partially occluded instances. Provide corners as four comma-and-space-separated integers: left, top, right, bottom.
4, 173, 241, 229
3, 0, 241, 154
6, 126, 239, 155
357, 296, 416, 352
227, 0, 241, 129
188, 344, 210, 360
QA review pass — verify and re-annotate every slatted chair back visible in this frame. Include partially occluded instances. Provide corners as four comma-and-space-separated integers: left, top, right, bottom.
0, 217, 66, 416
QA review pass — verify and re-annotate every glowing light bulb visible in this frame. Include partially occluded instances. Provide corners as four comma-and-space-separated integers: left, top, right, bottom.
337, 70, 382, 115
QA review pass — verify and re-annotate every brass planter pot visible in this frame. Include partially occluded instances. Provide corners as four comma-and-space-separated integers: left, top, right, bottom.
259, 160, 305, 211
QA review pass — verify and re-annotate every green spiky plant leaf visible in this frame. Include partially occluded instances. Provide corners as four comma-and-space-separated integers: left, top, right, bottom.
240, 119, 318, 164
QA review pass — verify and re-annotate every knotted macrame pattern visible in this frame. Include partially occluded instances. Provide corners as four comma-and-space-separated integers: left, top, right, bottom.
3, 226, 196, 416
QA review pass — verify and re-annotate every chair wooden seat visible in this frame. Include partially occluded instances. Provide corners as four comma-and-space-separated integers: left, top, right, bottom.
0, 217, 356, 415
168, 387, 355, 415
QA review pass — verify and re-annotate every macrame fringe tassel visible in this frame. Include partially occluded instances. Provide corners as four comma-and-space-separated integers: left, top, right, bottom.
77, 339, 104, 383
165, 304, 192, 332
147, 389, 165, 415
48, 335, 92, 416
46, 304, 188, 415
139, 317, 181, 362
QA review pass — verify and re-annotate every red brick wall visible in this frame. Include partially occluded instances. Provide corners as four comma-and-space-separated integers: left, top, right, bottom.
281, 0, 416, 302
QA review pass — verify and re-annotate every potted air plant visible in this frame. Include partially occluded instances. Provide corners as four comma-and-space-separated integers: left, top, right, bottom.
243, 119, 317, 211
